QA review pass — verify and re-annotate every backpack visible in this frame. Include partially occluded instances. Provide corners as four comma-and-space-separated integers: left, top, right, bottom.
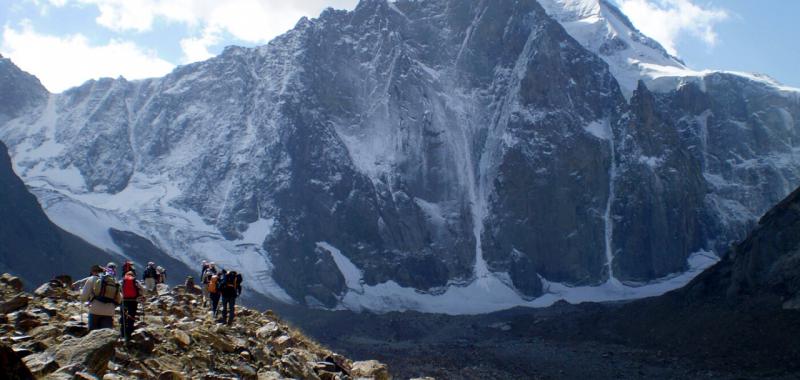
92, 274, 120, 304
143, 266, 157, 279
223, 272, 239, 291
207, 275, 219, 293
122, 275, 138, 299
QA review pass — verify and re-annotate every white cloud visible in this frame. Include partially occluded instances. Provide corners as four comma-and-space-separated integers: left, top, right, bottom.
0, 22, 175, 93
179, 26, 221, 63
616, 0, 729, 56
51, 0, 359, 63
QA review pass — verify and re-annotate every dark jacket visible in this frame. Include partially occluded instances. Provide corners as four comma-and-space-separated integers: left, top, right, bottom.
220, 272, 243, 298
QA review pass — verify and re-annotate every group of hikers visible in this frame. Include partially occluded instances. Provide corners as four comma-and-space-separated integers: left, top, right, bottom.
77, 259, 243, 341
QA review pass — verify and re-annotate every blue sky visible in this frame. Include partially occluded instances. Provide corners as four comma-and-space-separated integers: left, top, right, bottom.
0, 0, 797, 92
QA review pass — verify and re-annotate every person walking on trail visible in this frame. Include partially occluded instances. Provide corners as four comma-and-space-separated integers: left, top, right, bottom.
218, 270, 243, 325
207, 269, 222, 318
120, 271, 143, 341
105, 262, 118, 279
156, 266, 167, 284
80, 264, 122, 331
201, 262, 217, 307
122, 261, 135, 277
200, 260, 209, 280
143, 262, 158, 292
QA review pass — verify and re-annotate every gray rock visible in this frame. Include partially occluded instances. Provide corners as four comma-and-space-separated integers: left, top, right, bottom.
49, 328, 117, 376
23, 352, 59, 377
0, 294, 29, 314
0, 341, 35, 379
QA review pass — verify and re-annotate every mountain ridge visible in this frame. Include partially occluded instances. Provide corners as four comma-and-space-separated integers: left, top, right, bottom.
0, 0, 797, 313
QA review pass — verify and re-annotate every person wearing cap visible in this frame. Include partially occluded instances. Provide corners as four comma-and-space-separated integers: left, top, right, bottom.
79, 264, 121, 331
200, 260, 217, 307
106, 262, 118, 279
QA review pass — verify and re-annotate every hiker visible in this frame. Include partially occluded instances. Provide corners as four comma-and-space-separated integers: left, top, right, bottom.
105, 262, 118, 279
207, 269, 222, 318
200, 260, 209, 280
156, 266, 167, 284
120, 271, 143, 341
218, 270, 242, 325
79, 264, 122, 331
121, 260, 135, 277
201, 262, 217, 307
143, 262, 158, 292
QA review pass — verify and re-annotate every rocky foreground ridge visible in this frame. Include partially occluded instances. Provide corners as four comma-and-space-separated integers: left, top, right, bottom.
0, 275, 394, 380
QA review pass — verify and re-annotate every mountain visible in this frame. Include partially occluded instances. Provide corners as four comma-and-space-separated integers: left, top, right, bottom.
0, 139, 122, 287
515, 184, 800, 377
0, 0, 798, 313
538, 0, 686, 98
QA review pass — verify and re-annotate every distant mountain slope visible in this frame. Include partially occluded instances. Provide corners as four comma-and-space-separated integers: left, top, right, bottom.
0, 140, 119, 286
0, 0, 797, 313
522, 184, 800, 376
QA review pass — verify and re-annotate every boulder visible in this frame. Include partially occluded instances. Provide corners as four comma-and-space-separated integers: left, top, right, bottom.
256, 322, 279, 339
23, 352, 59, 377
0, 274, 24, 292
29, 325, 60, 340
173, 329, 191, 347
0, 294, 30, 313
34, 282, 63, 298
279, 350, 320, 380
195, 331, 235, 353
13, 346, 32, 358
128, 329, 157, 355
233, 362, 258, 379
50, 328, 117, 376
0, 341, 35, 379
351, 360, 390, 380
11, 311, 41, 330
63, 321, 89, 337
271, 335, 293, 354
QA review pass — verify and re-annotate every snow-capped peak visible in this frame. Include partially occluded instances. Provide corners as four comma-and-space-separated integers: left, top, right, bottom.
538, 0, 686, 97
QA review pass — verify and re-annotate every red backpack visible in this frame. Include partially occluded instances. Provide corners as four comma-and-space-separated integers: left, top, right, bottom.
122, 275, 139, 299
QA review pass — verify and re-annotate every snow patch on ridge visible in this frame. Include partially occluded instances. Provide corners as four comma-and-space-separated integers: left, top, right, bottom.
318, 242, 719, 315
10, 161, 293, 303
237, 218, 275, 246
585, 119, 611, 140
539, 0, 800, 98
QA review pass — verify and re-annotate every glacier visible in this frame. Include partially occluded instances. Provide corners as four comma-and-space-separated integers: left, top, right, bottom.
0, 0, 798, 314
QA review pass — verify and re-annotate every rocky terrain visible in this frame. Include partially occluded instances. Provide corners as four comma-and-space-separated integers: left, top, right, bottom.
0, 0, 798, 312
0, 274, 392, 380
283, 185, 800, 379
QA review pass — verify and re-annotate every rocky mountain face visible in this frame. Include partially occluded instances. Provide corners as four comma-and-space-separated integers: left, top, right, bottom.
0, 0, 798, 312
0, 274, 391, 380
685, 184, 800, 310
516, 184, 800, 377
0, 55, 47, 125
0, 140, 119, 287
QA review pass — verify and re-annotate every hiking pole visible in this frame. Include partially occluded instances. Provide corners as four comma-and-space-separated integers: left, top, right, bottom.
120, 304, 126, 341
